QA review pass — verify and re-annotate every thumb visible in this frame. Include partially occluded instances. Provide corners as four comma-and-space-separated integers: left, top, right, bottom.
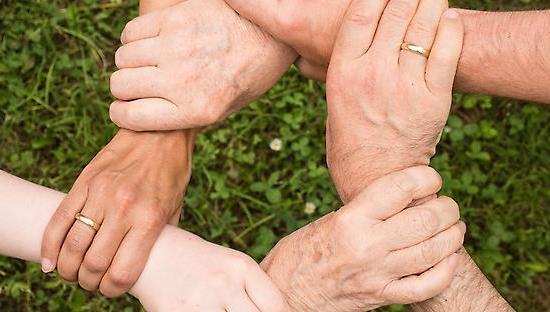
109, 98, 183, 131
331, 0, 390, 62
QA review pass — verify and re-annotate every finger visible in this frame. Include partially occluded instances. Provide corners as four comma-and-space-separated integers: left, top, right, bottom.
371, 0, 421, 58
331, 0, 390, 62
377, 196, 460, 250
57, 203, 105, 282
99, 224, 163, 297
226, 292, 261, 312
387, 221, 466, 277
245, 267, 289, 312
109, 98, 181, 132
344, 166, 442, 220
115, 37, 161, 68
110, 67, 165, 101
382, 253, 461, 304
121, 12, 163, 44
78, 218, 128, 292
399, 0, 448, 79
426, 9, 464, 94
41, 185, 88, 273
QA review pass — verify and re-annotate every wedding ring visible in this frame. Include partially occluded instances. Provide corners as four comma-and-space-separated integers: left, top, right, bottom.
401, 43, 430, 58
75, 213, 101, 232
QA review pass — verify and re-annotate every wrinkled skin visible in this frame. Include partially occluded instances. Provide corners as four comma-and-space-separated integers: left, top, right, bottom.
262, 167, 465, 311
109, 0, 296, 131
325, 0, 462, 203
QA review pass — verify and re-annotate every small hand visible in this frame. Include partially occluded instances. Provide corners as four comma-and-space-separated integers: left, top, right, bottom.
262, 166, 465, 311
326, 0, 464, 202
41, 129, 193, 297
131, 226, 288, 312
109, 0, 296, 131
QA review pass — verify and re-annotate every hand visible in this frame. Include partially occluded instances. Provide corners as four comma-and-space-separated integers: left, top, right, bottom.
262, 166, 465, 311
325, 0, 464, 203
109, 0, 296, 131
41, 129, 193, 297
224, 0, 350, 80
131, 226, 288, 312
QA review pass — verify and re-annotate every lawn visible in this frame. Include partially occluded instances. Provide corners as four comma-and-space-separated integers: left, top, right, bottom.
0, 0, 548, 311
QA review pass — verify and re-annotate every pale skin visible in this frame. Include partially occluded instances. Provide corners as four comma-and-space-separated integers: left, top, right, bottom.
0, 171, 289, 312
1, 165, 466, 311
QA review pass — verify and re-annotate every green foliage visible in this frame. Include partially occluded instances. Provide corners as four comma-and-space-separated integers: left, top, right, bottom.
0, 0, 548, 311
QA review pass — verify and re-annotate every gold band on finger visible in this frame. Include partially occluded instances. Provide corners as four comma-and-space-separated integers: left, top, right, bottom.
75, 213, 101, 232
401, 42, 430, 58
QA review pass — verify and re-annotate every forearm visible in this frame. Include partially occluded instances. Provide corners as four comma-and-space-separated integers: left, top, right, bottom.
455, 9, 550, 104
412, 248, 514, 312
0, 170, 182, 300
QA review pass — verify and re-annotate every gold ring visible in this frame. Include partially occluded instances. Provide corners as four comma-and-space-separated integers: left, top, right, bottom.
75, 213, 101, 232
401, 43, 430, 58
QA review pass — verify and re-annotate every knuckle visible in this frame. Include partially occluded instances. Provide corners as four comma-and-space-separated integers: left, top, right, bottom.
83, 254, 110, 273
415, 208, 440, 235
114, 186, 138, 209
106, 268, 136, 289
418, 240, 438, 266
390, 171, 417, 195
408, 19, 433, 36
347, 11, 374, 29
386, 1, 415, 22
65, 231, 89, 253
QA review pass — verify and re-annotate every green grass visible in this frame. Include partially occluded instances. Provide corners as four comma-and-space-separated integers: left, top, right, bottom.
0, 0, 548, 311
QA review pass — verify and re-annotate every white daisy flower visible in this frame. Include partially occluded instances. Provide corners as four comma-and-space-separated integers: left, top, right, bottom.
304, 202, 317, 215
269, 138, 283, 151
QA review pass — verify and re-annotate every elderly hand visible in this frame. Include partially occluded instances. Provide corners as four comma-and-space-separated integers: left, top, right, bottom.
131, 226, 288, 312
262, 166, 465, 311
325, 0, 463, 202
109, 0, 296, 131
224, 0, 348, 80
41, 129, 193, 297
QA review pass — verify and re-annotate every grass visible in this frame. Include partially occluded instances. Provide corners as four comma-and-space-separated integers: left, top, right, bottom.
0, 0, 548, 311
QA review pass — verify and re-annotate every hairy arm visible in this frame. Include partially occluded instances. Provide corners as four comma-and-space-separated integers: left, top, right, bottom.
225, 0, 550, 103
454, 9, 550, 104
412, 248, 514, 312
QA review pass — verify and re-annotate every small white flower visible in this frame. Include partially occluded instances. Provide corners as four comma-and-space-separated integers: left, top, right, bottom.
269, 138, 283, 151
304, 202, 317, 215
443, 126, 452, 134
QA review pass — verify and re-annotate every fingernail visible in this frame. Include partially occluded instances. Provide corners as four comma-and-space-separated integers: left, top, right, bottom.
444, 9, 459, 19
41, 259, 55, 273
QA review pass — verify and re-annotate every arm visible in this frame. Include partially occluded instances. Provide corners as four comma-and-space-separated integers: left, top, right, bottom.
321, 1, 515, 311
0, 171, 287, 311
40, 0, 200, 298
225, 0, 550, 104
411, 248, 513, 312
453, 9, 550, 104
